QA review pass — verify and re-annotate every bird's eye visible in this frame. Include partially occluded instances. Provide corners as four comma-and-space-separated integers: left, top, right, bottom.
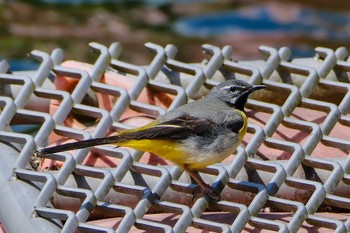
229, 86, 236, 92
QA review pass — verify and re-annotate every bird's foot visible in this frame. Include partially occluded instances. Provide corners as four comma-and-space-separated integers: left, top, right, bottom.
203, 185, 221, 201
192, 184, 220, 201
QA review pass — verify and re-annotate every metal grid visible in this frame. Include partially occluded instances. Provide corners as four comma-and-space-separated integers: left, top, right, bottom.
0, 42, 350, 233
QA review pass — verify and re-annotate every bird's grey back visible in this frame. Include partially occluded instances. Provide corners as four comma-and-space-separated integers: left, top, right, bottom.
158, 95, 242, 126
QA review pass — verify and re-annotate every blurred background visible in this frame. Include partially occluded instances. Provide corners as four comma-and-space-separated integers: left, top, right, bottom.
1, 0, 350, 71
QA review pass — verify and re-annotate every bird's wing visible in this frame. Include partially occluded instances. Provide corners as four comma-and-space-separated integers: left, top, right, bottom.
118, 113, 243, 141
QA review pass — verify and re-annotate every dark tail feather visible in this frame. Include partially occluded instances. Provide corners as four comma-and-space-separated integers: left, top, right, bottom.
35, 135, 121, 156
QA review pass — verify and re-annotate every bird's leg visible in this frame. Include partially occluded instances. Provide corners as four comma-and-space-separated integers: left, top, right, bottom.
184, 165, 220, 200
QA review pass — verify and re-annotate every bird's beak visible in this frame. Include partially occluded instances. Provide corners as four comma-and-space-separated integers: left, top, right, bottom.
251, 85, 266, 91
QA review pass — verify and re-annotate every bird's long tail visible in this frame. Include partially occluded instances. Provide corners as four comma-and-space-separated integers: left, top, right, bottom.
35, 135, 122, 157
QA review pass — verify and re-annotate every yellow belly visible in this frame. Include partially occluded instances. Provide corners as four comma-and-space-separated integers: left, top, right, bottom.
117, 139, 182, 160
118, 139, 214, 168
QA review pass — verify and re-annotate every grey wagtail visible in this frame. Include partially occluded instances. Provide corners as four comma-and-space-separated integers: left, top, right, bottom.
35, 79, 265, 199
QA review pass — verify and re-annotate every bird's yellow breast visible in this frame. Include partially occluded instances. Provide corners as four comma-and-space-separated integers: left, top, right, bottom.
236, 109, 248, 142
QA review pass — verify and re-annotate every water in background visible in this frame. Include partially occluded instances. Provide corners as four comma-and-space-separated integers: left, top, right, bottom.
8, 59, 39, 71
174, 5, 350, 57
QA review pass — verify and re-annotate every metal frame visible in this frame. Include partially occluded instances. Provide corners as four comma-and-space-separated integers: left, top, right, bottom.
0, 42, 349, 233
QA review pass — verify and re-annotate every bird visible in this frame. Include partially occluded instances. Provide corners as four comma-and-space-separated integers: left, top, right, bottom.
35, 79, 265, 200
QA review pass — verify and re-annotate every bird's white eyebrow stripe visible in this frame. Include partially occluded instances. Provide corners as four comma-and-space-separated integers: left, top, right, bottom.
220, 86, 232, 91
220, 85, 247, 91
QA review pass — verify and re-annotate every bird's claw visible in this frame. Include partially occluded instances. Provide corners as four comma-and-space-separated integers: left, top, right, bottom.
192, 185, 220, 201
204, 187, 221, 201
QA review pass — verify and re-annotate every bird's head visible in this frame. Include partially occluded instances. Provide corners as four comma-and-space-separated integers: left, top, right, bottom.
210, 79, 266, 111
